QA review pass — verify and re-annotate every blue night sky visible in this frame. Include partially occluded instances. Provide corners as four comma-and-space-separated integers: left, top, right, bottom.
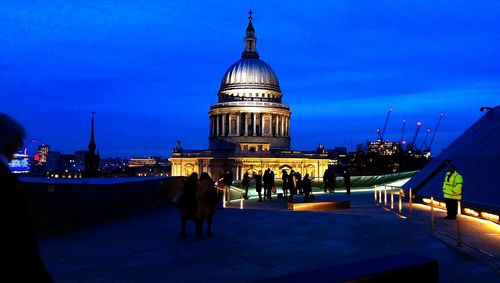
1, 1, 499, 158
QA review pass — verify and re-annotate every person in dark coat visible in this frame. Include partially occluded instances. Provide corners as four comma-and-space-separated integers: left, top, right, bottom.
323, 169, 329, 193
180, 172, 198, 238
0, 113, 53, 282
296, 172, 303, 195
288, 170, 296, 202
328, 169, 336, 193
194, 173, 217, 240
255, 170, 263, 202
343, 170, 351, 194
269, 170, 275, 200
219, 170, 231, 206
281, 170, 289, 197
242, 172, 250, 199
302, 174, 312, 201
263, 169, 270, 201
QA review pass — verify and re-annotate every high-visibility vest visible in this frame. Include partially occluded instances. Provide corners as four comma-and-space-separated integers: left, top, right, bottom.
442, 171, 463, 200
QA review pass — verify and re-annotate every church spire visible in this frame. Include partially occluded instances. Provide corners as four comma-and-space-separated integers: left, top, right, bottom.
242, 10, 259, 59
84, 111, 100, 178
88, 112, 96, 153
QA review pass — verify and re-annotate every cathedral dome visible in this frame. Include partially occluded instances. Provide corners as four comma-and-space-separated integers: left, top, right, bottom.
209, 11, 291, 151
220, 58, 280, 92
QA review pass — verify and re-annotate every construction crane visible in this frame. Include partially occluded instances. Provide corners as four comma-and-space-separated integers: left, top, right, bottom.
425, 113, 445, 154
377, 108, 392, 142
420, 128, 432, 151
408, 121, 422, 153
400, 119, 406, 144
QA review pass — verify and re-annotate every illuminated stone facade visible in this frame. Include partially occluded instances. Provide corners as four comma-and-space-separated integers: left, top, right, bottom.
170, 12, 328, 180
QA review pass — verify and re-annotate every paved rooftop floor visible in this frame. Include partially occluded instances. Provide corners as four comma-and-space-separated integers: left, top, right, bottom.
39, 190, 500, 282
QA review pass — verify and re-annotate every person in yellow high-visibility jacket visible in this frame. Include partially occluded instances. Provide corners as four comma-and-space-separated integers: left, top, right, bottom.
442, 165, 463, 220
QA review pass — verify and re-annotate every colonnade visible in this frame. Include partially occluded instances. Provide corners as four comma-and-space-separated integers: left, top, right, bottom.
210, 112, 289, 138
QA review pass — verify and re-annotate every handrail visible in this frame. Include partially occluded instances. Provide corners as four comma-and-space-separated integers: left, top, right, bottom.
374, 185, 405, 215
217, 184, 245, 209
376, 185, 467, 248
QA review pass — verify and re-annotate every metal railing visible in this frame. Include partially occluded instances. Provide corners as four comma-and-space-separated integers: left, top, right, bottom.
374, 185, 405, 215
427, 197, 463, 247
374, 185, 465, 247
217, 185, 245, 209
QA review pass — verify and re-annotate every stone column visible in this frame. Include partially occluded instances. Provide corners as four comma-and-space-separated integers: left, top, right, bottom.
215, 115, 219, 137
236, 113, 240, 136
284, 116, 288, 137
287, 116, 290, 137
222, 113, 226, 136
252, 113, 256, 136
267, 114, 271, 136
274, 114, 279, 136
259, 113, 263, 136
228, 114, 232, 136
281, 115, 285, 136
244, 113, 248, 136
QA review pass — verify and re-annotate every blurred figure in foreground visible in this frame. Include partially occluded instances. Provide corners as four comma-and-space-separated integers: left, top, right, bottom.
0, 113, 53, 282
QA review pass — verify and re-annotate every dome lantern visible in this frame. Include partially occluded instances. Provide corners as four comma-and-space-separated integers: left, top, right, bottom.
242, 9, 259, 59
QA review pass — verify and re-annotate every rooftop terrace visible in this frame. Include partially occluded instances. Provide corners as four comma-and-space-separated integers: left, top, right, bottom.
38, 187, 499, 282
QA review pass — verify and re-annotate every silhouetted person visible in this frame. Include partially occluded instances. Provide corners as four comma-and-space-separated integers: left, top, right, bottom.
302, 174, 312, 202
242, 172, 250, 199
442, 165, 463, 220
255, 170, 263, 202
323, 169, 329, 193
282, 170, 289, 197
296, 172, 303, 195
269, 170, 275, 199
263, 169, 271, 200
194, 173, 217, 240
328, 169, 336, 193
0, 113, 53, 282
288, 170, 296, 202
221, 170, 232, 206
180, 172, 198, 238
343, 170, 351, 194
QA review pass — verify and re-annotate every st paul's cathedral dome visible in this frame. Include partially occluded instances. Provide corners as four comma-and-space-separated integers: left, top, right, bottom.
209, 11, 290, 150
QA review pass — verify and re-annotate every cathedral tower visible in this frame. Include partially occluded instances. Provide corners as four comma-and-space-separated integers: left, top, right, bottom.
208, 11, 291, 151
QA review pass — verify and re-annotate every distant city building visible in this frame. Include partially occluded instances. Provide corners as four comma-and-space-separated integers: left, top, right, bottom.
74, 150, 87, 171
34, 144, 50, 165
127, 157, 169, 177
46, 151, 61, 172
60, 154, 77, 171
8, 149, 30, 174
101, 158, 127, 170
99, 157, 128, 177
83, 112, 100, 177
368, 141, 401, 156
329, 147, 348, 156
40, 150, 85, 178
128, 157, 158, 167
170, 12, 329, 180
